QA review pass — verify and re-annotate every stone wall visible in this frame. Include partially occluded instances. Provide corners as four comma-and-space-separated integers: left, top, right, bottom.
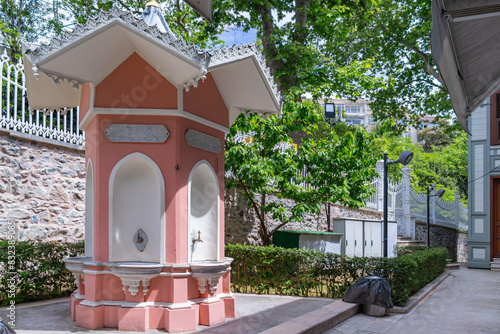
224, 187, 382, 245
0, 130, 387, 247
0, 131, 86, 242
457, 231, 468, 263
415, 221, 462, 262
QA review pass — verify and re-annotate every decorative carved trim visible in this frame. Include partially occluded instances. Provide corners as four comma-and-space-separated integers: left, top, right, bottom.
26, 5, 203, 72
208, 43, 281, 102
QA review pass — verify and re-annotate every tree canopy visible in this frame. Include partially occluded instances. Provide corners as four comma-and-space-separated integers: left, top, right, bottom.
0, 0, 455, 130
225, 100, 381, 245
379, 131, 468, 204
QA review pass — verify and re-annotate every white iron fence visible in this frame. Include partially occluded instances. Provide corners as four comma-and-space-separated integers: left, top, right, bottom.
1, 51, 84, 145
366, 162, 468, 236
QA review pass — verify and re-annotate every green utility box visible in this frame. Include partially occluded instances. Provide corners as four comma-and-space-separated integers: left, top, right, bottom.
273, 230, 343, 254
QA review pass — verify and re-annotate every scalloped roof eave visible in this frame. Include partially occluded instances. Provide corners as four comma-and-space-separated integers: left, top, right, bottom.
23, 5, 281, 107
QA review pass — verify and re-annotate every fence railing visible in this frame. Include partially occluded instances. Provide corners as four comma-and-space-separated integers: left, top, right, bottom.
366, 162, 468, 236
1, 51, 84, 146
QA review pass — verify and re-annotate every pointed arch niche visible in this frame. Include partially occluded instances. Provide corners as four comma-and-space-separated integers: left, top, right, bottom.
85, 159, 94, 258
109, 153, 165, 263
188, 160, 220, 262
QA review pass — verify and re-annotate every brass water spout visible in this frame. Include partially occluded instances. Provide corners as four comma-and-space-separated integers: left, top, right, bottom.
193, 230, 203, 244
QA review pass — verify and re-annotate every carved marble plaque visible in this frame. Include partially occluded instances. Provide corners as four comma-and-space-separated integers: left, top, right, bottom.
104, 124, 170, 143
185, 129, 222, 154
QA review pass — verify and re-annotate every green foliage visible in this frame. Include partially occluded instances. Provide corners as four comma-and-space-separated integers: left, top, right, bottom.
417, 124, 460, 153
378, 132, 468, 204
226, 244, 448, 306
0, 0, 67, 61
396, 244, 428, 257
4, 0, 455, 128
225, 99, 381, 245
0, 241, 84, 305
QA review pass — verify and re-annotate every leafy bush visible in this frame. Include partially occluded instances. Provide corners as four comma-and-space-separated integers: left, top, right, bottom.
396, 244, 428, 257
226, 244, 448, 306
0, 241, 84, 305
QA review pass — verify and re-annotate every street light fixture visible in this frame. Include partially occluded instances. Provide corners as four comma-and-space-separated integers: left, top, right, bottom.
384, 151, 413, 257
427, 186, 445, 248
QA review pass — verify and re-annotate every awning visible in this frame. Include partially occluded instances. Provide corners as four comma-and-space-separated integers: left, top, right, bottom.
431, 0, 500, 132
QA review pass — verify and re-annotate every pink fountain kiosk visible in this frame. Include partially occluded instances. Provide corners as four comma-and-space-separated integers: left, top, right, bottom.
23, 3, 280, 332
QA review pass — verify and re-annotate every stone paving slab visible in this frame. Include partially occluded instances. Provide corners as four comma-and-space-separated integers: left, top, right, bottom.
324, 267, 500, 334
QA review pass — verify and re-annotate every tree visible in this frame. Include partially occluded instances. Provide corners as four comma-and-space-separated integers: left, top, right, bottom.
417, 123, 459, 153
225, 99, 380, 245
380, 132, 468, 204
0, 0, 66, 61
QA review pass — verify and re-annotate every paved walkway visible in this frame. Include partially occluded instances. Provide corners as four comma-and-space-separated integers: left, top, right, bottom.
2, 267, 499, 334
325, 266, 500, 334
2, 294, 336, 334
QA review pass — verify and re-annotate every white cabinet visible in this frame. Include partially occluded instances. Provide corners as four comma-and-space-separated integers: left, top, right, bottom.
364, 221, 382, 257
344, 220, 363, 257
332, 218, 397, 258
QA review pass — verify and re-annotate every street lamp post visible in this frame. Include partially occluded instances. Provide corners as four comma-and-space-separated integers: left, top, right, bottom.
426, 186, 445, 248
384, 151, 413, 257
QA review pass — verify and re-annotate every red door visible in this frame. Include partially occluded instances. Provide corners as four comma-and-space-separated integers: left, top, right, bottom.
493, 179, 500, 258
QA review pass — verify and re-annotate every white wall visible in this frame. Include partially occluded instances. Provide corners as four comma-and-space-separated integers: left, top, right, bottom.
84, 159, 94, 258
110, 153, 164, 263
188, 161, 219, 262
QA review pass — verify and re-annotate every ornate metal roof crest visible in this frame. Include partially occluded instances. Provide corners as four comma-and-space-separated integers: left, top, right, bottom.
25, 5, 204, 66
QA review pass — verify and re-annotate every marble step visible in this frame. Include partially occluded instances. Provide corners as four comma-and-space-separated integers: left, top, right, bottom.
490, 261, 500, 271
397, 238, 426, 246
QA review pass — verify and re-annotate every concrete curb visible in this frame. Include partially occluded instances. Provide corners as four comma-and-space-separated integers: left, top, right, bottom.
260, 301, 359, 334
388, 271, 450, 314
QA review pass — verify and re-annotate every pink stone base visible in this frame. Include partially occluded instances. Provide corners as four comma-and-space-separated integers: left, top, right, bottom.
118, 307, 149, 331
73, 299, 234, 331
165, 307, 197, 332
75, 305, 104, 330
70, 293, 83, 321
199, 301, 225, 326
223, 296, 236, 318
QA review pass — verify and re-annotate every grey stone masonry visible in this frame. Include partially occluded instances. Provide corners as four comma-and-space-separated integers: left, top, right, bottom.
0, 130, 382, 246
224, 187, 381, 245
0, 131, 86, 242
415, 221, 465, 262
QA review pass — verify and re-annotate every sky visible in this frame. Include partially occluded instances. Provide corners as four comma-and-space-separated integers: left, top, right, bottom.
219, 28, 257, 46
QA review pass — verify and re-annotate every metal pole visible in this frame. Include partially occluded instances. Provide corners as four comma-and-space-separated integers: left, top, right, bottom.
326, 202, 331, 232
427, 186, 430, 248
383, 153, 388, 257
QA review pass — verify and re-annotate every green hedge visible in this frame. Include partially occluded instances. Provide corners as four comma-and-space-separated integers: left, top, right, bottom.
0, 241, 84, 305
226, 244, 448, 306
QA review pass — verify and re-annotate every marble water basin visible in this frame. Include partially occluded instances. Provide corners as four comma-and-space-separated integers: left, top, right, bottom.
63, 256, 92, 274
190, 260, 229, 280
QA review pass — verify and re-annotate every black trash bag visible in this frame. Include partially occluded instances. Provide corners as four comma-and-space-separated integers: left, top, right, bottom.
343, 275, 393, 308
0, 318, 16, 334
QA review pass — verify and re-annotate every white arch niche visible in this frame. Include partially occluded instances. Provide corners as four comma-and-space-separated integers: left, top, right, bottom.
85, 159, 94, 258
188, 160, 220, 262
109, 153, 165, 263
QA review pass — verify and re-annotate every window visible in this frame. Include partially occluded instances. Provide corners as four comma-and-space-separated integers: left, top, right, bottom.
403, 132, 411, 138
344, 106, 361, 114
345, 118, 364, 125
491, 93, 500, 145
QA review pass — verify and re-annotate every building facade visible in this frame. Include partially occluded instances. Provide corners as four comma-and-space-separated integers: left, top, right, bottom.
468, 94, 499, 269
319, 99, 377, 132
